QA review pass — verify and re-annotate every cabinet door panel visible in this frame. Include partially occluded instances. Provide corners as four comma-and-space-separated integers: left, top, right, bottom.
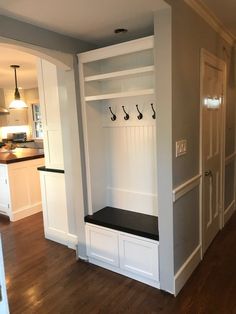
86, 225, 119, 266
7, 109, 28, 126
0, 166, 10, 215
119, 234, 159, 281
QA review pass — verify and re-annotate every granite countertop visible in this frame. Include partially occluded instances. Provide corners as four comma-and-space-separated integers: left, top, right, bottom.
0, 148, 44, 164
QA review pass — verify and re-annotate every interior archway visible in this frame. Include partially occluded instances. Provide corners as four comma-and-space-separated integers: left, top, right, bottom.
0, 35, 85, 256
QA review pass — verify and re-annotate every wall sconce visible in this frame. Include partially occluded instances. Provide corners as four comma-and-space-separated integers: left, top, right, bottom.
204, 97, 221, 109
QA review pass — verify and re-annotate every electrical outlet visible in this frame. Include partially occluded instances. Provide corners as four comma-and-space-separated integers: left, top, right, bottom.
176, 139, 187, 157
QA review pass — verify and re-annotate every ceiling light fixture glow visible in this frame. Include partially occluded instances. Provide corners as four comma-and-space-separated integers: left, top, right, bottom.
9, 65, 27, 109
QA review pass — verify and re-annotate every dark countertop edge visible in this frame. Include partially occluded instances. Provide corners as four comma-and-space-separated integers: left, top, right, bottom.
2, 139, 35, 143
84, 212, 159, 241
37, 166, 64, 174
85, 219, 159, 240
0, 154, 44, 164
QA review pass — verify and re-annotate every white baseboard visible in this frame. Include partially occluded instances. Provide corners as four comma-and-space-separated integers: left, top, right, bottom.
174, 244, 201, 296
67, 233, 78, 250
45, 229, 69, 247
224, 200, 235, 225
89, 257, 160, 289
11, 203, 42, 221
45, 229, 78, 250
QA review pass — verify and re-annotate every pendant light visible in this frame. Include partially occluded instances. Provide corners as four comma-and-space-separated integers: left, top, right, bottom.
9, 65, 27, 109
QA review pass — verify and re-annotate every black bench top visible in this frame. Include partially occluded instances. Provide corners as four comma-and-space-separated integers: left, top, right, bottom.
85, 206, 159, 241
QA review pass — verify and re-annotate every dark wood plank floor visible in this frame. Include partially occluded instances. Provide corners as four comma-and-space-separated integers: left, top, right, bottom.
1, 212, 236, 313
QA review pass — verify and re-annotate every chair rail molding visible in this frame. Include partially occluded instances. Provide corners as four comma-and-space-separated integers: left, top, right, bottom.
173, 174, 202, 202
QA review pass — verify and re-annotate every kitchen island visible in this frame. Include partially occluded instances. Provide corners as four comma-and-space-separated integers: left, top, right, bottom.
0, 148, 44, 221
0, 147, 44, 164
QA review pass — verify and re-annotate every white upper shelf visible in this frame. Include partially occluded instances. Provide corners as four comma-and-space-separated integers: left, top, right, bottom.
85, 89, 154, 101
84, 66, 154, 82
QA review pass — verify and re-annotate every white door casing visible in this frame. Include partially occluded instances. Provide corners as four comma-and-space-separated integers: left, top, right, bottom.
200, 49, 226, 255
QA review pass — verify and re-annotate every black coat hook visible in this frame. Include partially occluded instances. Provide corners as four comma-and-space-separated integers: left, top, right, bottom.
151, 103, 156, 119
122, 106, 129, 120
136, 104, 143, 120
109, 106, 116, 121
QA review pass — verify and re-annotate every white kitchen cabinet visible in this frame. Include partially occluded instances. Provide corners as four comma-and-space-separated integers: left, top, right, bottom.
0, 158, 44, 221
6, 109, 28, 126
0, 109, 28, 127
0, 166, 10, 217
0, 236, 9, 314
85, 223, 160, 288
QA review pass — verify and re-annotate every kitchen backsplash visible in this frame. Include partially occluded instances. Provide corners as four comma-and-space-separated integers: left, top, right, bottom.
0, 125, 30, 141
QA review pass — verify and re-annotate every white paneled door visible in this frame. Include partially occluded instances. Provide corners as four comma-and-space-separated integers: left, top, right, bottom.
201, 50, 226, 254
0, 237, 9, 314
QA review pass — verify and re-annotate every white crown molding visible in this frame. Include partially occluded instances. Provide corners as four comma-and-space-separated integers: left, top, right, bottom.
184, 0, 236, 46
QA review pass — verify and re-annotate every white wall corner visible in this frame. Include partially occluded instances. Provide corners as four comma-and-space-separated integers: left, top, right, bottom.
174, 244, 201, 296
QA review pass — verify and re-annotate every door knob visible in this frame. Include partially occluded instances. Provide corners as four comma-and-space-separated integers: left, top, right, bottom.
205, 170, 213, 177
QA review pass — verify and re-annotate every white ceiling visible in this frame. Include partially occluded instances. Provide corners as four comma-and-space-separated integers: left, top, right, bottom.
0, 0, 168, 45
201, 0, 236, 39
0, 0, 168, 89
0, 46, 37, 89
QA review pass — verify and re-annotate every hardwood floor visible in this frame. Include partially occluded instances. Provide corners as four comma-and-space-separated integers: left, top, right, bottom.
1, 212, 236, 313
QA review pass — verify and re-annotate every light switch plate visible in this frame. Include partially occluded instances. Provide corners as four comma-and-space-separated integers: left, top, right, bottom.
176, 139, 187, 157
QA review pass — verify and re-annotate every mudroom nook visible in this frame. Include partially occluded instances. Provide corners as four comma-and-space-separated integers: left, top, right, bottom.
78, 36, 160, 288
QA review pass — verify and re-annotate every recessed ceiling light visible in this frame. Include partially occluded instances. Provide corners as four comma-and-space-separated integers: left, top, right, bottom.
114, 28, 128, 34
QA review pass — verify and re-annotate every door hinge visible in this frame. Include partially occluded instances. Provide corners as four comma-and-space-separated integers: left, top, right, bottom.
5, 179, 7, 184
7, 204, 9, 209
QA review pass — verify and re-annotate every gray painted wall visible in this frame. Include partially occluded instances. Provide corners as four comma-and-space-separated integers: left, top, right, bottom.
167, 0, 236, 273
174, 187, 199, 272
0, 15, 93, 53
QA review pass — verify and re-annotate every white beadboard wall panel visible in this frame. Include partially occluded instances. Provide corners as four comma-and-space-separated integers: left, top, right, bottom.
105, 125, 157, 193
103, 103, 157, 215
107, 187, 157, 216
